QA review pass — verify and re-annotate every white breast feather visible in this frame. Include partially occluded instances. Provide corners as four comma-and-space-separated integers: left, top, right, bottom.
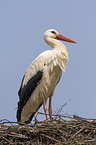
22, 48, 68, 87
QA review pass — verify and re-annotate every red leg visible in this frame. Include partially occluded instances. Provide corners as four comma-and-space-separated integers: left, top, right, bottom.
43, 96, 48, 120
49, 96, 52, 120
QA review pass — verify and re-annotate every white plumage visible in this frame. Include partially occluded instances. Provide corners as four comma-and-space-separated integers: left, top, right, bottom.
17, 29, 76, 123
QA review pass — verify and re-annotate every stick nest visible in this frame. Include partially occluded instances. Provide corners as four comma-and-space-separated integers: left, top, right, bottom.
0, 114, 96, 144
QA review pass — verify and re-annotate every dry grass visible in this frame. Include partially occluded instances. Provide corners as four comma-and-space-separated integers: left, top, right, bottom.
0, 113, 96, 144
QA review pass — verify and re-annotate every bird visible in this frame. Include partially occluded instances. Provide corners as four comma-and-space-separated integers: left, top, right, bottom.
16, 29, 76, 123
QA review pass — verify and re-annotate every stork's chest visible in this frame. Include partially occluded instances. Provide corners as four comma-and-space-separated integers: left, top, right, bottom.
43, 65, 62, 91
49, 66, 62, 84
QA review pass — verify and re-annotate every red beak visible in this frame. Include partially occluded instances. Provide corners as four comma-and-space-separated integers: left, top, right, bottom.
56, 34, 77, 43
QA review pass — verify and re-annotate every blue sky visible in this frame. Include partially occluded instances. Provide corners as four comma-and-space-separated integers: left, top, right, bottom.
0, 1, 96, 122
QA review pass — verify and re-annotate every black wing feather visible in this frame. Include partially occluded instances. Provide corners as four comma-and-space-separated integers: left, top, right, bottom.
17, 70, 43, 122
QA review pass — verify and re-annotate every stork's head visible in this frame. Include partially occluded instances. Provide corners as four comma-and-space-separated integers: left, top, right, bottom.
44, 29, 76, 48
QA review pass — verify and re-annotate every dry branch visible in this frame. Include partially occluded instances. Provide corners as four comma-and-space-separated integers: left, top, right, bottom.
0, 114, 96, 144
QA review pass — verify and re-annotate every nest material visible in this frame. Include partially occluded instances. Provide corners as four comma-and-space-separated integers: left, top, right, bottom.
0, 114, 96, 145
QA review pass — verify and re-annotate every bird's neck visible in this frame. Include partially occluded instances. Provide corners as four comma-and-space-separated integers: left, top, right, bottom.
45, 37, 68, 58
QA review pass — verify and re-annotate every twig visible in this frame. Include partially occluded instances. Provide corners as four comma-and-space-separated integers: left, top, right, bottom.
1, 136, 13, 144
41, 133, 61, 143
36, 112, 73, 120
56, 99, 71, 115
84, 138, 96, 143
73, 115, 96, 121
8, 133, 28, 139
71, 120, 94, 139
71, 126, 86, 139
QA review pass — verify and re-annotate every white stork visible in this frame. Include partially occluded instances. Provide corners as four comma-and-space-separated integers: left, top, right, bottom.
17, 29, 76, 123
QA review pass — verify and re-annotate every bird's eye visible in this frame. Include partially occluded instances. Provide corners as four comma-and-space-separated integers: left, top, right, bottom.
51, 31, 56, 34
